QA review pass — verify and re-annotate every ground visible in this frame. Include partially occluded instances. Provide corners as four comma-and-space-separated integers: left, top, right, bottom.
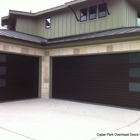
0, 98, 140, 140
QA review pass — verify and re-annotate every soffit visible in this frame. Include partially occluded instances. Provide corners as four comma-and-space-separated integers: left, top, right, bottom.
128, 0, 140, 11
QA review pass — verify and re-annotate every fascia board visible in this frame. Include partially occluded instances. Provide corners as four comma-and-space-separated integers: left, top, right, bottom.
0, 0, 88, 26
1, 16, 9, 26
5, 0, 88, 17
35, 0, 87, 15
65, 0, 87, 6
2, 6, 67, 18
9, 10, 34, 16
1, 16, 9, 20
35, 5, 67, 16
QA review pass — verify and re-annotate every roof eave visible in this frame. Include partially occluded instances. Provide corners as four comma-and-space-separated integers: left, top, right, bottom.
2, 0, 88, 18
1, 16, 9, 26
44, 32, 140, 49
9, 10, 34, 16
35, 5, 67, 16
65, 0, 87, 6
1, 30, 140, 49
0, 35, 45, 48
1, 11, 34, 28
35, 0, 88, 16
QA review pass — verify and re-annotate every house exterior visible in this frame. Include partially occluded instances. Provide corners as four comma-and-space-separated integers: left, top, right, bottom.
1, 0, 140, 109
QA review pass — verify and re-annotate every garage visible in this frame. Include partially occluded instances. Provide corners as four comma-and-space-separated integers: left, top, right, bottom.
52, 52, 140, 109
0, 53, 39, 102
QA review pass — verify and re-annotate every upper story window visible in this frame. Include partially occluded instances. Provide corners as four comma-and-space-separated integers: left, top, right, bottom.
46, 17, 51, 29
80, 4, 107, 22
89, 6, 97, 20
137, 12, 140, 26
98, 4, 107, 18
80, 8, 87, 22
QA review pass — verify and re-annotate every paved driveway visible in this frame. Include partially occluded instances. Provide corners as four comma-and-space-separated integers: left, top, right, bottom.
0, 99, 140, 140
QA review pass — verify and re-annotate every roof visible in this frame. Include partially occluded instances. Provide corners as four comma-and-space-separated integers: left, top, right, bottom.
1, 0, 87, 28
1, 0, 87, 20
47, 26, 140, 44
1, 0, 140, 18
0, 27, 140, 46
2, 0, 140, 28
0, 29, 48, 44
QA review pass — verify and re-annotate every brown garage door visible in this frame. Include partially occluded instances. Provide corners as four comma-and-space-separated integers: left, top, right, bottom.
52, 53, 140, 109
0, 53, 39, 102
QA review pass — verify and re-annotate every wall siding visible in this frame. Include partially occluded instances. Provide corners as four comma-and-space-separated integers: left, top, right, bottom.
16, 17, 37, 35
36, 0, 124, 39
124, 0, 137, 27
15, 0, 137, 39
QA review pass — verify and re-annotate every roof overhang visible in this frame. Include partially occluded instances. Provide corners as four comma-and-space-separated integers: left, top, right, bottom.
1, 30, 140, 50
1, 0, 88, 29
1, 16, 9, 26
1, 0, 140, 29
128, 0, 140, 11
1, 10, 35, 29
1, 27, 140, 49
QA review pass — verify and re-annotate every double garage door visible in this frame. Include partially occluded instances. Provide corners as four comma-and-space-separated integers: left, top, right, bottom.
52, 53, 140, 109
0, 53, 39, 102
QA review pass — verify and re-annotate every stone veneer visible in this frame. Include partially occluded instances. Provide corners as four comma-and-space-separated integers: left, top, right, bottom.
1, 40, 140, 99
0, 42, 46, 98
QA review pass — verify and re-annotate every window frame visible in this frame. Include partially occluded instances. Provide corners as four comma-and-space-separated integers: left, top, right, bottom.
80, 8, 88, 22
89, 6, 97, 20
46, 17, 51, 29
98, 3, 107, 18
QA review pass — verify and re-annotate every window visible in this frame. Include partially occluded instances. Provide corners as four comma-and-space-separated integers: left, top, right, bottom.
129, 82, 140, 92
129, 53, 140, 63
0, 67, 6, 75
129, 68, 140, 77
137, 12, 140, 26
0, 54, 6, 62
99, 4, 107, 18
46, 17, 51, 29
89, 6, 97, 20
80, 8, 87, 22
0, 79, 6, 87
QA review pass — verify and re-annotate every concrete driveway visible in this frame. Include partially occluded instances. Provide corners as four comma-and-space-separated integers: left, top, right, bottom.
0, 98, 140, 140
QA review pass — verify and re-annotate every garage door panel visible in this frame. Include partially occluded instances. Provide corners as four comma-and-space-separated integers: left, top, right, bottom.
52, 53, 140, 109
0, 53, 39, 102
